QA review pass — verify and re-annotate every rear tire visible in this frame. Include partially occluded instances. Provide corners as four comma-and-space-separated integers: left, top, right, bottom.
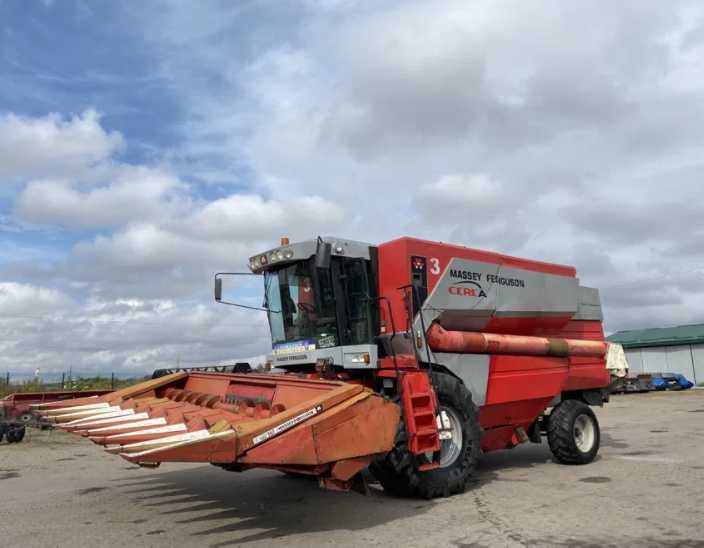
547, 399, 600, 464
371, 371, 480, 499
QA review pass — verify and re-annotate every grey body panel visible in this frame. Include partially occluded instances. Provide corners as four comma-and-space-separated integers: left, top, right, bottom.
419, 257, 579, 333
412, 257, 587, 354
432, 352, 490, 405
272, 343, 378, 370
251, 237, 373, 272
573, 286, 603, 321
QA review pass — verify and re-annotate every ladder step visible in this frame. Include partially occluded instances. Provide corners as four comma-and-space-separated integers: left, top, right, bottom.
412, 410, 435, 418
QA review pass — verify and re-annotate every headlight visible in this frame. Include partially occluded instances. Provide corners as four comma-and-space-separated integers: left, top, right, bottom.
348, 352, 370, 364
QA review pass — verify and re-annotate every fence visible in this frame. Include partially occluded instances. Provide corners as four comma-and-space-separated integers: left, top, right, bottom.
0, 371, 148, 398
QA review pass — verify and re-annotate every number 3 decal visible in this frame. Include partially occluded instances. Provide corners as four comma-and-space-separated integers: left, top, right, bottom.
429, 257, 441, 275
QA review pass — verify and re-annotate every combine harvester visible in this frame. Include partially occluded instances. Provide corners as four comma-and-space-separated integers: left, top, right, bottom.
34, 237, 610, 498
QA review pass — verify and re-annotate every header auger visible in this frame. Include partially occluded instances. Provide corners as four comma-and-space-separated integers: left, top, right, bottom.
36, 236, 610, 498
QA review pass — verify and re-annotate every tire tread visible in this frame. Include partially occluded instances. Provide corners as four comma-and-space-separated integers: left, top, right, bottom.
371, 371, 480, 498
547, 399, 599, 465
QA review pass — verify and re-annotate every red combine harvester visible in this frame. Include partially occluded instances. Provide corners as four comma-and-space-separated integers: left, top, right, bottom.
1, 389, 111, 443
2, 389, 111, 425
34, 237, 610, 498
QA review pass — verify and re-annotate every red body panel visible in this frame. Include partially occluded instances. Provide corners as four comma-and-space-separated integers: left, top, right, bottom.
1, 390, 111, 420
377, 237, 576, 333
376, 237, 609, 454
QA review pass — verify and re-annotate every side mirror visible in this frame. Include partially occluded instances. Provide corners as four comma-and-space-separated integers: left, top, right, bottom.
213, 272, 267, 312
214, 276, 223, 301
315, 239, 332, 269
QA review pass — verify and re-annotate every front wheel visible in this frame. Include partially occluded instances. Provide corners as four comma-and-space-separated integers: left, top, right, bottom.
371, 371, 480, 499
547, 399, 600, 464
6, 425, 26, 444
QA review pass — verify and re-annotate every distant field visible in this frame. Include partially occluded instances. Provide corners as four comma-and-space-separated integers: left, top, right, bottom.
0, 376, 148, 398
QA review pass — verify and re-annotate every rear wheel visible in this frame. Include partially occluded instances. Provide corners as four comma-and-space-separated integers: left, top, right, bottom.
371, 371, 480, 499
547, 399, 600, 464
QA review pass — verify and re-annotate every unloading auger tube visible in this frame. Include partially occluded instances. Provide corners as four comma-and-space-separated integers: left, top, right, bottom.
32, 371, 400, 491
425, 324, 607, 358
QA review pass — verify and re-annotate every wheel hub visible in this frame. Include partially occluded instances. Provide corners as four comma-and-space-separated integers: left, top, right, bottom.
436, 407, 463, 468
574, 413, 595, 453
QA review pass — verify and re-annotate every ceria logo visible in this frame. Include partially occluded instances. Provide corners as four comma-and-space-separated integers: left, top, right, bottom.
448, 280, 487, 299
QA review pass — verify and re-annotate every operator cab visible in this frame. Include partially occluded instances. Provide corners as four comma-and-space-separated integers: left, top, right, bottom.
217, 237, 379, 371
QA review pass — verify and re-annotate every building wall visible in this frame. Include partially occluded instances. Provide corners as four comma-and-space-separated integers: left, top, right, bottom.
624, 344, 702, 383
692, 344, 704, 384
626, 349, 644, 375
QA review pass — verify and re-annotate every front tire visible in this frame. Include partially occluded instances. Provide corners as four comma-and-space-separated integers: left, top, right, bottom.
6, 425, 26, 444
547, 399, 600, 464
371, 371, 480, 499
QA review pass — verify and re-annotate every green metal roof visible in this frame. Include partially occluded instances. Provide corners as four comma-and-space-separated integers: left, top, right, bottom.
607, 323, 704, 349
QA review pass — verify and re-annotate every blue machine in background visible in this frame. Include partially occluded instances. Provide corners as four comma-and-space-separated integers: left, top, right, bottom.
651, 373, 694, 391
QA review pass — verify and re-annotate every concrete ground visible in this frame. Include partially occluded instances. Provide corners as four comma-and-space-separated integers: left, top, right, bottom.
1, 390, 703, 548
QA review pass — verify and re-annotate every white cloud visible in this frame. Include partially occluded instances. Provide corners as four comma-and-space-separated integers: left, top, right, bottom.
0, 282, 72, 316
0, 297, 271, 377
413, 173, 530, 248
146, 0, 704, 334
61, 192, 345, 301
0, 109, 123, 183
4, 1, 704, 376
184, 194, 344, 241
15, 165, 188, 228
418, 174, 504, 214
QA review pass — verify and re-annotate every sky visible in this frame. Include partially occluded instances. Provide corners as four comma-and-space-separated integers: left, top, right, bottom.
1, 0, 704, 379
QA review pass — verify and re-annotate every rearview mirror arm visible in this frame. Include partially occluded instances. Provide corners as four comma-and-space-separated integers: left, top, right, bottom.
214, 272, 269, 312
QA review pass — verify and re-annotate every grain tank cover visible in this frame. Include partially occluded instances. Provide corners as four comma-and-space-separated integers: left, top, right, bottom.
425, 256, 580, 331
378, 238, 595, 334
